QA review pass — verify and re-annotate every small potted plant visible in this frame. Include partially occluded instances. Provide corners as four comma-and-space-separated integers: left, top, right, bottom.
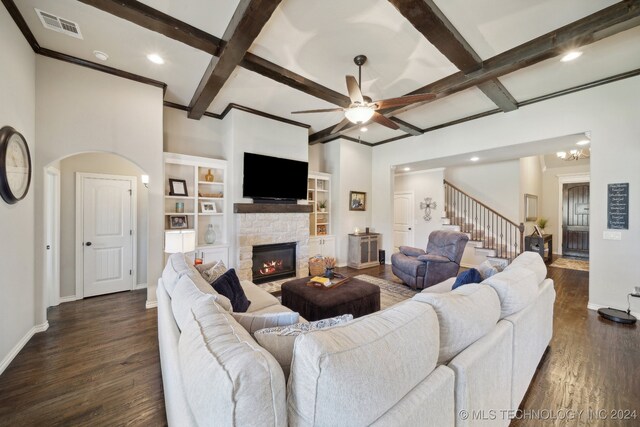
324, 257, 336, 279
318, 200, 327, 213
536, 217, 548, 232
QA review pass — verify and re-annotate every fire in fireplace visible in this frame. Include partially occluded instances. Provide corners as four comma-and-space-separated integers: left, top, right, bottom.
252, 242, 296, 284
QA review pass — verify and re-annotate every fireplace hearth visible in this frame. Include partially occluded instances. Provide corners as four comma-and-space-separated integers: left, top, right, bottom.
252, 242, 297, 284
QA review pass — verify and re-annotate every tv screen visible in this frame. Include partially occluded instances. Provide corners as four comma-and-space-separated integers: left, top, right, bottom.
243, 152, 308, 201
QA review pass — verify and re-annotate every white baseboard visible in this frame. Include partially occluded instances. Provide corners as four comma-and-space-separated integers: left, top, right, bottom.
145, 300, 158, 309
0, 321, 49, 376
587, 302, 639, 318
59, 295, 78, 303
134, 283, 147, 290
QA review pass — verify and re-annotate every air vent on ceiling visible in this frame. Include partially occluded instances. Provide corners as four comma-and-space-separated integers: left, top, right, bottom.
35, 8, 83, 39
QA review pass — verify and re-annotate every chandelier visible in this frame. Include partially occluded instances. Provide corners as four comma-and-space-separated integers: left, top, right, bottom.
557, 148, 590, 161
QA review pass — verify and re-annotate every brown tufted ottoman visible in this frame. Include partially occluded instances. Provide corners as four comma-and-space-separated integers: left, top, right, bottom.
281, 276, 380, 321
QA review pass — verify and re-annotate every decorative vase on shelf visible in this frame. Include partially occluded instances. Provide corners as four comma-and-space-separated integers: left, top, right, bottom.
204, 224, 216, 244
205, 169, 214, 182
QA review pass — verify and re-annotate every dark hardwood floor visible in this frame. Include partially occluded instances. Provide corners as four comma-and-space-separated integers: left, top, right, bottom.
0, 262, 638, 426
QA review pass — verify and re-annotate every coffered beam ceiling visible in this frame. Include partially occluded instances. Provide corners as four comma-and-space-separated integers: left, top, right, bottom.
78, 0, 352, 111
388, 0, 518, 113
309, 0, 640, 144
187, 0, 283, 119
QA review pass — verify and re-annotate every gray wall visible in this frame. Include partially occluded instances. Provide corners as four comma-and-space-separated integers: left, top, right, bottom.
59, 153, 149, 297
0, 5, 37, 371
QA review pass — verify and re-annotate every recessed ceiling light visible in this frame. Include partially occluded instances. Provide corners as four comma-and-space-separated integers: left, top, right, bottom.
403, 167, 411, 171
93, 50, 108, 61
360, 126, 368, 132
561, 51, 582, 62
470, 157, 479, 162
147, 53, 164, 64
576, 139, 590, 146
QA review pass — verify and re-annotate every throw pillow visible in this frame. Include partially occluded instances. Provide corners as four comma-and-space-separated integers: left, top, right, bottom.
254, 314, 353, 380
198, 260, 228, 284
477, 260, 499, 280
232, 311, 300, 335
452, 268, 482, 289
211, 269, 251, 312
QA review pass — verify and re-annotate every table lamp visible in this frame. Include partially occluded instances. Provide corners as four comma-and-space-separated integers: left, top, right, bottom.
164, 230, 196, 254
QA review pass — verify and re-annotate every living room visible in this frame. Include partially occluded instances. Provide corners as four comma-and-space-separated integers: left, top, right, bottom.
1, 0, 639, 425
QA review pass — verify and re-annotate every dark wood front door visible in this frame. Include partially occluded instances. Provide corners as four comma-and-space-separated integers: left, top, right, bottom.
562, 183, 589, 258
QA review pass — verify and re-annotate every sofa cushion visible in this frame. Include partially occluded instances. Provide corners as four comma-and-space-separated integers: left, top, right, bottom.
162, 253, 192, 297
171, 275, 220, 331
482, 266, 539, 318
241, 281, 281, 313
399, 246, 426, 257
452, 268, 482, 289
505, 251, 547, 283
253, 315, 352, 380
477, 260, 499, 280
421, 277, 456, 294
197, 260, 228, 284
232, 311, 300, 335
186, 263, 233, 312
287, 301, 439, 426
413, 284, 500, 364
179, 297, 286, 427
212, 269, 251, 312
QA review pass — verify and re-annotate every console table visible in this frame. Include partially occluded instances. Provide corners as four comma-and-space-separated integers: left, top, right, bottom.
348, 233, 381, 269
524, 234, 552, 263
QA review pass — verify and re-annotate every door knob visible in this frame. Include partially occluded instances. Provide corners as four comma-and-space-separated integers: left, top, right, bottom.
46, 245, 51, 250
85, 242, 92, 246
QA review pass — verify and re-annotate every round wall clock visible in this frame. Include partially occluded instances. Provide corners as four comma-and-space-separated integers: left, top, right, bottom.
0, 126, 32, 204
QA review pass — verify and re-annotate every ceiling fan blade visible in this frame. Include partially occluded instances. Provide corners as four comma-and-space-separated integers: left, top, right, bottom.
345, 75, 364, 104
291, 107, 345, 114
373, 93, 436, 109
331, 117, 352, 134
371, 112, 400, 130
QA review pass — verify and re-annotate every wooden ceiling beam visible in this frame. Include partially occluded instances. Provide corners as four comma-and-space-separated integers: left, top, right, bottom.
188, 0, 283, 119
389, 118, 423, 136
77, 0, 351, 109
77, 0, 222, 55
311, 0, 640, 144
387, 0, 518, 112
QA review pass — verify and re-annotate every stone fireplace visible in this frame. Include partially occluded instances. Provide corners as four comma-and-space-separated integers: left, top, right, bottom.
235, 206, 311, 282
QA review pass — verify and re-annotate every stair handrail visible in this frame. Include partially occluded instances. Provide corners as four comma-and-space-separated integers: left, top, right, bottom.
444, 179, 525, 257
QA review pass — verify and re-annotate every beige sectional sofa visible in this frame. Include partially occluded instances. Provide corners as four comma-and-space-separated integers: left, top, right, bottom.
157, 251, 554, 426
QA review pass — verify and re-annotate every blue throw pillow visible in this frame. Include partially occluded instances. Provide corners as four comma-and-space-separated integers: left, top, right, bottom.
452, 268, 482, 290
211, 268, 251, 312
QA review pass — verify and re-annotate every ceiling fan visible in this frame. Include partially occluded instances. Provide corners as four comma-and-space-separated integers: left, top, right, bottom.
292, 55, 436, 133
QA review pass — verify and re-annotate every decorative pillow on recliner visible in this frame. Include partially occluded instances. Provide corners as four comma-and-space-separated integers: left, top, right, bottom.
399, 246, 426, 257
452, 268, 482, 289
211, 268, 251, 312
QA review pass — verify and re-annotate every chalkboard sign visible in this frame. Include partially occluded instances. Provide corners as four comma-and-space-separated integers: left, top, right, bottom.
607, 183, 629, 229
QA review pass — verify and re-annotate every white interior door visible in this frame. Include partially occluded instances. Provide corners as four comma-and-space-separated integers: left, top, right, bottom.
394, 192, 415, 251
44, 167, 60, 307
81, 175, 134, 297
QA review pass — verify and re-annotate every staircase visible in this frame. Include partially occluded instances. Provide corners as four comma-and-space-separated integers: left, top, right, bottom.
442, 180, 524, 266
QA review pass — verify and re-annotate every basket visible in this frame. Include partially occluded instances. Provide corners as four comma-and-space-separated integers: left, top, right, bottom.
309, 257, 325, 276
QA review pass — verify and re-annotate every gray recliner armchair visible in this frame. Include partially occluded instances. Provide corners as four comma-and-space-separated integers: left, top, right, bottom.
391, 230, 469, 290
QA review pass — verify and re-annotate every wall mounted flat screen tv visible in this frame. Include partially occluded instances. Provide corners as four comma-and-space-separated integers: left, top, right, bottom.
243, 152, 308, 201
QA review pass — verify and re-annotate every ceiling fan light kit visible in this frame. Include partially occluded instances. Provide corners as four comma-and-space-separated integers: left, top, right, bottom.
345, 105, 375, 124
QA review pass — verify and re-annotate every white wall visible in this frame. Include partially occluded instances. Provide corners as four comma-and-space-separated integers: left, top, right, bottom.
541, 163, 590, 253
444, 160, 520, 222
308, 143, 325, 173
163, 107, 226, 157
394, 169, 445, 250
35, 56, 164, 310
58, 153, 149, 297
371, 75, 640, 312
0, 6, 37, 373
519, 156, 544, 234
321, 139, 372, 265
